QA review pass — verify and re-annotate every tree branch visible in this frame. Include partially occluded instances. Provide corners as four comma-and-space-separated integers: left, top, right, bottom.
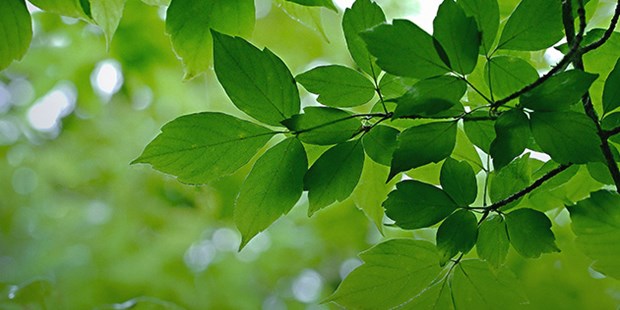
487, 164, 572, 212
580, 0, 620, 55
603, 125, 620, 138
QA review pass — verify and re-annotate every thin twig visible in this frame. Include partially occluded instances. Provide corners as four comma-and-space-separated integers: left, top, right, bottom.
580, 0, 620, 54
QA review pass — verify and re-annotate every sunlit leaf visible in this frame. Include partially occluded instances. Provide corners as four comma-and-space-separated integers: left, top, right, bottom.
235, 138, 307, 248
452, 260, 528, 309
0, 0, 32, 71
440, 158, 477, 206
282, 107, 361, 145
285, 0, 336, 11
167, 0, 255, 79
296, 65, 375, 107
393, 76, 466, 119
505, 208, 560, 258
489, 154, 530, 210
29, 0, 91, 19
477, 214, 510, 268
383, 180, 458, 229
463, 117, 495, 153
520, 70, 598, 111
433, 0, 480, 74
603, 58, 620, 114
490, 109, 530, 170
458, 0, 499, 54
530, 111, 603, 164
362, 19, 450, 79
352, 157, 395, 232
327, 239, 442, 309
568, 190, 620, 279
389, 121, 457, 180
304, 141, 364, 215
90, 0, 125, 47
485, 56, 538, 99
132, 112, 275, 184
362, 125, 399, 166
436, 209, 478, 265
497, 0, 563, 51
342, 0, 386, 77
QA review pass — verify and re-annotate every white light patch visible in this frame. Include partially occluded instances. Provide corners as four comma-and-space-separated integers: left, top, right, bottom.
333, 0, 354, 10
407, 0, 442, 34
544, 47, 565, 65
292, 269, 323, 303
91, 59, 124, 100
255, 0, 272, 19
184, 240, 217, 273
27, 83, 76, 132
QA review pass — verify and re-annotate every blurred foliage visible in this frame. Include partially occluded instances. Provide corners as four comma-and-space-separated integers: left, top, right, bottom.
0, 0, 619, 309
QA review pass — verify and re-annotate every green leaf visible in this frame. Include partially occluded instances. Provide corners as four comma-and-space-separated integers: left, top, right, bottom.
490, 109, 530, 170
389, 122, 457, 180
90, 0, 125, 47
497, 0, 563, 51
352, 157, 395, 232
132, 112, 274, 184
452, 260, 528, 309
433, 0, 480, 74
284, 0, 337, 11
296, 65, 375, 107
485, 56, 538, 99
463, 117, 496, 153
601, 112, 620, 144
489, 154, 530, 209
458, 0, 499, 55
361, 125, 399, 166
378, 73, 416, 99
393, 76, 467, 119
505, 208, 560, 258
453, 128, 484, 172
440, 158, 477, 206
304, 141, 364, 215
327, 239, 442, 309
28, 0, 90, 19
140, 0, 170, 5
477, 214, 510, 268
275, 0, 330, 40
235, 138, 307, 248
436, 209, 478, 265
0, 0, 32, 71
520, 70, 599, 111
383, 180, 458, 229
361, 19, 450, 79
342, 0, 386, 77
282, 107, 361, 145
213, 31, 300, 126
530, 111, 603, 164
402, 278, 454, 310
568, 190, 620, 279
603, 58, 620, 114
167, 0, 255, 79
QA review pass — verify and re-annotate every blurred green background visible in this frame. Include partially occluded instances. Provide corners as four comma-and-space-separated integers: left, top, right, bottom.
1, 0, 619, 309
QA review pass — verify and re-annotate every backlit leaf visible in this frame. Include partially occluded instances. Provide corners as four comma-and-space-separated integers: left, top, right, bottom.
167, 1, 255, 79
383, 180, 458, 229
282, 107, 361, 145
463, 117, 495, 153
440, 158, 477, 206
296, 65, 375, 107
304, 141, 364, 215
91, 0, 126, 47
213, 31, 300, 126
28, 0, 90, 19
520, 70, 598, 111
505, 208, 560, 258
490, 109, 530, 170
458, 0, 499, 54
132, 112, 275, 184
433, 0, 480, 74
393, 76, 466, 119
530, 111, 603, 164
489, 154, 530, 209
477, 214, 510, 268
327, 239, 442, 309
389, 121, 457, 180
497, 0, 563, 51
342, 0, 386, 76
436, 209, 478, 265
235, 138, 307, 248
362, 19, 450, 79
485, 56, 538, 99
362, 125, 399, 166
0, 0, 32, 71
285, 0, 336, 11
568, 190, 620, 279
603, 58, 620, 114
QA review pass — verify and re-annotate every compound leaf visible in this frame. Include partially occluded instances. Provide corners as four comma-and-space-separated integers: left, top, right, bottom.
235, 138, 307, 249
132, 112, 274, 184
383, 180, 458, 230
304, 141, 364, 215
505, 208, 560, 258
362, 19, 450, 79
296, 65, 375, 107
